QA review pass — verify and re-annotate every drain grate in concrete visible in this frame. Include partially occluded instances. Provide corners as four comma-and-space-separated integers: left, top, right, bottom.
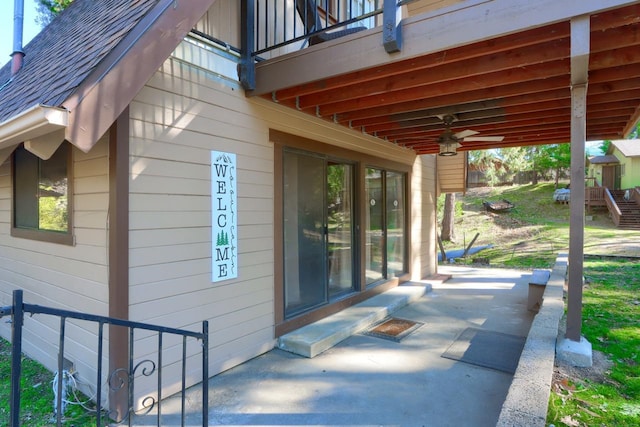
363, 317, 423, 342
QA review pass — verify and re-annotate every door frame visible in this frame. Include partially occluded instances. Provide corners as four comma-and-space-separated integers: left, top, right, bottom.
271, 130, 411, 336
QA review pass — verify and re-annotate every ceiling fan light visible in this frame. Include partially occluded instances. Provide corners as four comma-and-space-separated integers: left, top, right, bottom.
439, 142, 458, 156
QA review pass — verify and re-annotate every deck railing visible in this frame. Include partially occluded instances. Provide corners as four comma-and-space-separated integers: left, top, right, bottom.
585, 185, 606, 209
252, 0, 383, 55
240, 0, 408, 89
604, 187, 622, 226
632, 187, 640, 204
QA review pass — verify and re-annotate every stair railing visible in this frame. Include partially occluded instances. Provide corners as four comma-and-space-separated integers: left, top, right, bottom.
604, 187, 622, 226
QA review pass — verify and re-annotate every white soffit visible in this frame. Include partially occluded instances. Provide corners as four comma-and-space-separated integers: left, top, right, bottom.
0, 105, 69, 163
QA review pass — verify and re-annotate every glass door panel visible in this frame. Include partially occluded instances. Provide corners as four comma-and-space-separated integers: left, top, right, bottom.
327, 162, 354, 298
386, 171, 406, 277
365, 168, 384, 285
283, 151, 327, 317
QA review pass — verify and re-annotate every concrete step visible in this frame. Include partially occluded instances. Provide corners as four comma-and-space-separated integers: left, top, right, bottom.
278, 281, 441, 358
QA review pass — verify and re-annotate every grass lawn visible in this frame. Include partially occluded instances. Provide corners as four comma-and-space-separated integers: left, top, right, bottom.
547, 258, 640, 426
440, 183, 638, 268
441, 183, 639, 426
0, 338, 106, 426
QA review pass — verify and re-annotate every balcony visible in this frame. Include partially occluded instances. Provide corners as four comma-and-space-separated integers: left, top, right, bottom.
246, 0, 389, 59
240, 0, 640, 156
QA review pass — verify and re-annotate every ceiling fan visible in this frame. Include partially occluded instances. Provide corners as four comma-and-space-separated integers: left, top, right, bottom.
437, 114, 504, 156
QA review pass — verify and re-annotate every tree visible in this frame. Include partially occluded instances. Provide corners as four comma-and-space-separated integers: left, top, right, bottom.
536, 144, 571, 188
36, 0, 73, 26
441, 193, 455, 242
499, 146, 533, 183
468, 149, 506, 186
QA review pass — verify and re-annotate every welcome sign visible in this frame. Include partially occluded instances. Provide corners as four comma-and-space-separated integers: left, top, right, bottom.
211, 151, 238, 282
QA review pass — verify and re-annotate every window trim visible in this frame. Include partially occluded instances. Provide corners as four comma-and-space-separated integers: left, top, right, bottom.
11, 143, 74, 245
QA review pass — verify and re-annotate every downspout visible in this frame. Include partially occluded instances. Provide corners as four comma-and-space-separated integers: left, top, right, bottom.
11, 0, 25, 75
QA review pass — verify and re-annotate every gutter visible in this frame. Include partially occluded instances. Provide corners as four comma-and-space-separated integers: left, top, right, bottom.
0, 105, 69, 162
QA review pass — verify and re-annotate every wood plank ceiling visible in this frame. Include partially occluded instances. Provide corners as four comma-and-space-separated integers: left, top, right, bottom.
251, 3, 640, 155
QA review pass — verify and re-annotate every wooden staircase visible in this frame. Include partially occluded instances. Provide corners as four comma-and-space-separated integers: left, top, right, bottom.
609, 189, 640, 230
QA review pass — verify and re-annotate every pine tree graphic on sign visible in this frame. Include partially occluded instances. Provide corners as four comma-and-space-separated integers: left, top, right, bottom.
216, 231, 230, 246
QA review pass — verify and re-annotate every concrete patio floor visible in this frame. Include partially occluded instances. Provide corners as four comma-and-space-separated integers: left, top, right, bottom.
150, 262, 566, 426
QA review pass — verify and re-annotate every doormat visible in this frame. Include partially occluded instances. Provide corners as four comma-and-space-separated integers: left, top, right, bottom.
363, 317, 423, 342
441, 327, 526, 374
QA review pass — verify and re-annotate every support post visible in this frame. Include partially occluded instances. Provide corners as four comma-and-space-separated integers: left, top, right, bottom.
383, 0, 402, 53
239, 0, 256, 90
10, 290, 24, 427
109, 107, 130, 420
557, 15, 593, 367
566, 15, 589, 342
202, 320, 209, 426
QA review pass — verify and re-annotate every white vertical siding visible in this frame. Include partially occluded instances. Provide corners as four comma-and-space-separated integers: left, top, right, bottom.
0, 136, 110, 383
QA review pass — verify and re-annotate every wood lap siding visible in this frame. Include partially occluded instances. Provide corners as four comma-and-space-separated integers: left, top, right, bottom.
437, 153, 467, 194
129, 56, 276, 378
0, 137, 110, 382
412, 155, 438, 280
129, 31, 420, 378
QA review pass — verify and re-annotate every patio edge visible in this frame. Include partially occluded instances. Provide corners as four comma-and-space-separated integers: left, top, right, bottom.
496, 253, 567, 427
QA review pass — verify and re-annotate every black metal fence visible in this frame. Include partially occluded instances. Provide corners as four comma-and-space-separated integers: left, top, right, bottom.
239, 0, 410, 89
252, 0, 383, 55
0, 290, 209, 427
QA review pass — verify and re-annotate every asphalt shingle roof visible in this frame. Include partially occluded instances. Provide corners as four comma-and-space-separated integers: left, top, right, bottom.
0, 0, 159, 124
611, 140, 640, 158
588, 155, 620, 165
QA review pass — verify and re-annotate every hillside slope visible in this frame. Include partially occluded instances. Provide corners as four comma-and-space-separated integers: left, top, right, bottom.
440, 183, 639, 268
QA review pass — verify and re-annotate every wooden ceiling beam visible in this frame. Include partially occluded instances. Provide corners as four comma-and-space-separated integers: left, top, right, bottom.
348, 60, 640, 131
383, 98, 573, 131
318, 60, 571, 116
590, 23, 640, 53
311, 63, 571, 115
376, 107, 571, 139
389, 125, 569, 148
336, 78, 569, 123
266, 8, 637, 104
362, 107, 509, 133
589, 89, 640, 106
587, 99, 640, 113
270, 22, 570, 101
590, 45, 640, 70
589, 62, 640, 84
590, 3, 640, 31
297, 39, 570, 109
589, 108, 637, 120
303, 25, 637, 113
405, 131, 572, 153
251, 0, 638, 96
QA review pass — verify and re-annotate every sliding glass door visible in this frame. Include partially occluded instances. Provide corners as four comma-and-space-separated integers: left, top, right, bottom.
283, 150, 355, 318
365, 168, 406, 286
283, 151, 326, 315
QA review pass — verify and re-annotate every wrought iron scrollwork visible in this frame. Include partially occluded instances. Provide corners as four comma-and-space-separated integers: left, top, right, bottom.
107, 360, 158, 424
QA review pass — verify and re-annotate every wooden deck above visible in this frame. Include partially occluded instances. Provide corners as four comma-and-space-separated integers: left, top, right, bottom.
249, 0, 640, 155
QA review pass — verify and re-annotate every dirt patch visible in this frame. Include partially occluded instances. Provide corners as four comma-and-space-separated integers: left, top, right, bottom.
553, 349, 614, 390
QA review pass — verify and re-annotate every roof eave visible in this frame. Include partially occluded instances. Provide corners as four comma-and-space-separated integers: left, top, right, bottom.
62, 0, 217, 153
0, 104, 68, 149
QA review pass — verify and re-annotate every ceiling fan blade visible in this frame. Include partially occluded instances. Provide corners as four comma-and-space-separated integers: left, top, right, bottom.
454, 129, 479, 139
462, 136, 505, 142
